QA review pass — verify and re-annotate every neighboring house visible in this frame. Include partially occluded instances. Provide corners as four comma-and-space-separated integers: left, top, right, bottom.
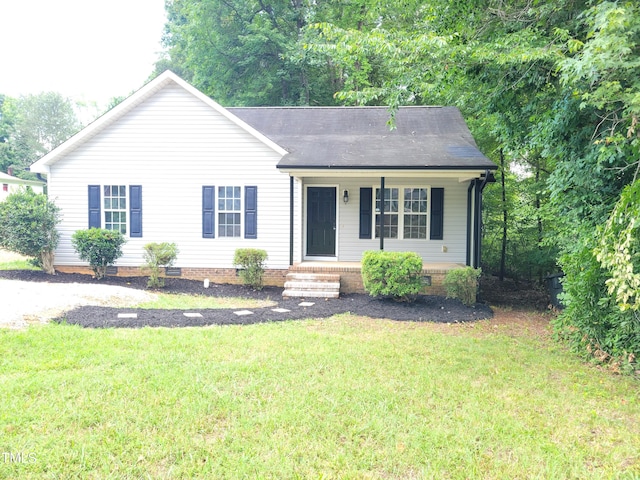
30, 70, 496, 295
0, 169, 46, 201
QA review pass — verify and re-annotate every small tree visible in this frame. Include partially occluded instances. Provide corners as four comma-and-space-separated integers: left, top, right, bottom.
143, 242, 179, 288
71, 228, 125, 279
233, 248, 268, 290
0, 189, 60, 274
361, 251, 423, 302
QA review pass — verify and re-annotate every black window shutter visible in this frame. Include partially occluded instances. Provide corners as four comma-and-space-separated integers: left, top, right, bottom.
430, 188, 444, 240
129, 185, 142, 237
359, 187, 373, 239
244, 185, 257, 239
88, 185, 101, 228
202, 186, 215, 238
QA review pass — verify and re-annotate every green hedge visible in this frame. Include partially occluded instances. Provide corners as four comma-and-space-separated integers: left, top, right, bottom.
361, 251, 423, 302
443, 267, 481, 306
233, 248, 268, 290
554, 240, 639, 373
71, 228, 125, 279
143, 242, 179, 288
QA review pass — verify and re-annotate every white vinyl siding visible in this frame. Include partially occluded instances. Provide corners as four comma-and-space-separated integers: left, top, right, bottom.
47, 83, 290, 269
304, 177, 469, 264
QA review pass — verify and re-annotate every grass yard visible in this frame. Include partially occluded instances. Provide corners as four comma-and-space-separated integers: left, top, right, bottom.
0, 249, 39, 271
1, 312, 639, 479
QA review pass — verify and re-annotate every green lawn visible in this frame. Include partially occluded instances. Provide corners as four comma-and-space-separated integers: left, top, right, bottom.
1, 313, 639, 479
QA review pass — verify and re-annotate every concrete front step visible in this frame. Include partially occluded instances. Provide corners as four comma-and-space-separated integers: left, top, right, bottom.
282, 290, 340, 299
285, 273, 340, 282
282, 272, 341, 299
284, 281, 341, 290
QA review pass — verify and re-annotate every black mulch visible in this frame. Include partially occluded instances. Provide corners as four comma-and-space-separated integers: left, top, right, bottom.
0, 270, 493, 328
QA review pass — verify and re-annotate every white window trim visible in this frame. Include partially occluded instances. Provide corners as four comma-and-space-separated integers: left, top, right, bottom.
373, 184, 431, 240
103, 184, 128, 235
217, 185, 243, 239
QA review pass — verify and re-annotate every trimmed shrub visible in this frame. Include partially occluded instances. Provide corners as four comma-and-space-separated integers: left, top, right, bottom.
143, 242, 179, 288
233, 248, 268, 290
443, 267, 481, 306
0, 189, 60, 274
361, 251, 423, 302
71, 228, 126, 279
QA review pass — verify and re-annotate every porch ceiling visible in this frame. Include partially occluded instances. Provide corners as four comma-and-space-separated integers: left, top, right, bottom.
292, 261, 465, 273
279, 168, 490, 182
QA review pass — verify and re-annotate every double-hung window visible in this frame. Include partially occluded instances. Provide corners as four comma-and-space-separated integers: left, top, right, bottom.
375, 188, 399, 238
403, 188, 428, 239
372, 186, 433, 240
103, 185, 127, 234
218, 186, 242, 237
88, 184, 142, 237
202, 185, 258, 239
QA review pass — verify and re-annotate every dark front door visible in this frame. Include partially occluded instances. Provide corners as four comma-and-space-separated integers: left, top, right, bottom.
307, 187, 336, 256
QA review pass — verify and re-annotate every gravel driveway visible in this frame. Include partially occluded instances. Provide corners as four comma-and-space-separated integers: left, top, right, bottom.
0, 278, 156, 329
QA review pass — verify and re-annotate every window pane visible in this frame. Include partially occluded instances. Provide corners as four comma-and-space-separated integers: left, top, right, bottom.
218, 186, 224, 197
234, 186, 241, 197
218, 199, 224, 210
234, 199, 241, 210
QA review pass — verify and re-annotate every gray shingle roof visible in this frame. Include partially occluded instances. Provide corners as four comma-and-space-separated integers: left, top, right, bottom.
229, 106, 496, 170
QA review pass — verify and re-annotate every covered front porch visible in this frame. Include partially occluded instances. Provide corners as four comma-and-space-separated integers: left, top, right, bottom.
284, 260, 465, 297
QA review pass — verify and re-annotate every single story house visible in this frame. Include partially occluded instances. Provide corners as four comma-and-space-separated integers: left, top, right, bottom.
0, 168, 46, 201
30, 70, 496, 296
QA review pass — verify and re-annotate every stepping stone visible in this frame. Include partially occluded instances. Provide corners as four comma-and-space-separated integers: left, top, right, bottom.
298, 302, 315, 307
117, 313, 137, 319
234, 310, 254, 316
271, 308, 290, 313
183, 312, 203, 318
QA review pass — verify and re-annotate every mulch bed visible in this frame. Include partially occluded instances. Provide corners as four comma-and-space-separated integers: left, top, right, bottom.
0, 270, 494, 328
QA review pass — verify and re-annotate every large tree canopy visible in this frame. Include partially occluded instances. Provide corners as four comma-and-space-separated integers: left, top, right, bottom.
0, 92, 81, 179
159, 0, 640, 367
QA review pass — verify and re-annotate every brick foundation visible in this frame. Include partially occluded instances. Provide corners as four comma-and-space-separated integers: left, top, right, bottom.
54, 264, 451, 295
53, 265, 289, 288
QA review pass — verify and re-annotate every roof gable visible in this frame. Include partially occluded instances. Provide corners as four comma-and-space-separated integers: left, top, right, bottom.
30, 70, 287, 173
229, 106, 496, 171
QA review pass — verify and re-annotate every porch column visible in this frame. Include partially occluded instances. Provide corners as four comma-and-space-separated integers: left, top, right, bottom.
289, 175, 294, 266
379, 176, 385, 250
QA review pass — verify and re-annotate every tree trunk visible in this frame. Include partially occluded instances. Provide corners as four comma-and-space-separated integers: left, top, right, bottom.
499, 149, 507, 281
41, 250, 55, 275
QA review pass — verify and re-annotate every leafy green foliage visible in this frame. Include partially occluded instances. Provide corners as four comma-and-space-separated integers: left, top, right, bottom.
595, 180, 640, 311
143, 242, 179, 288
0, 189, 60, 274
0, 92, 81, 178
71, 228, 126, 280
555, 238, 639, 372
233, 248, 268, 290
443, 267, 481, 307
361, 251, 423, 302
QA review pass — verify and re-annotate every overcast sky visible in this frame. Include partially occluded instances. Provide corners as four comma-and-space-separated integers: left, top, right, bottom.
0, 0, 167, 108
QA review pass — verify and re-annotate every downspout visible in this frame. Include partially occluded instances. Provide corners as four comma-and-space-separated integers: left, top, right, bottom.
466, 180, 475, 266
379, 176, 385, 250
474, 170, 491, 268
289, 176, 294, 266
